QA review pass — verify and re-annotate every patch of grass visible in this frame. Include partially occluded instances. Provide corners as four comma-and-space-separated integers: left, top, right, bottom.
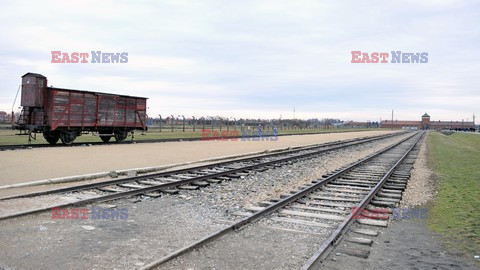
427, 132, 480, 257
0, 127, 380, 145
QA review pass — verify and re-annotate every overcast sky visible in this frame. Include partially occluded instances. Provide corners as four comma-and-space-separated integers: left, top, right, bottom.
0, 0, 478, 122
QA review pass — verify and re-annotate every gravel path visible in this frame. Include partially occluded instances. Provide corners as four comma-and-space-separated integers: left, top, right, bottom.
401, 132, 436, 207
321, 217, 479, 270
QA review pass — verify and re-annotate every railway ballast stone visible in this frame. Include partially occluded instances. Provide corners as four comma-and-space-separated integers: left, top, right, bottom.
109, 170, 119, 178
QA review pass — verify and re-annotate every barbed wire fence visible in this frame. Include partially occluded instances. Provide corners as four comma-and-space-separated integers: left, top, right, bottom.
147, 115, 380, 132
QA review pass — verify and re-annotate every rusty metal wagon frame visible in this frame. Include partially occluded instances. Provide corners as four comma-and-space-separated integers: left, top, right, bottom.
15, 73, 147, 145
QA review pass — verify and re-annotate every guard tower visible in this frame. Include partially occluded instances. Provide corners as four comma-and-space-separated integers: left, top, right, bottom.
421, 113, 430, 130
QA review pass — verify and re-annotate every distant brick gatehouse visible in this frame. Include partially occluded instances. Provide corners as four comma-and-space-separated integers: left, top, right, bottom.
380, 113, 475, 130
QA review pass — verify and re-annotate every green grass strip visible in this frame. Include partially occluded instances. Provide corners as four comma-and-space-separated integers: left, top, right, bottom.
427, 132, 480, 257
0, 128, 379, 145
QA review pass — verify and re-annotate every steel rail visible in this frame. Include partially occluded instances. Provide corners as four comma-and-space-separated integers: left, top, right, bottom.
0, 132, 402, 201
301, 131, 424, 270
139, 132, 421, 270
0, 133, 406, 220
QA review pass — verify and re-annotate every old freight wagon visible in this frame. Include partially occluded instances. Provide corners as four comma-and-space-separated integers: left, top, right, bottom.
15, 73, 147, 144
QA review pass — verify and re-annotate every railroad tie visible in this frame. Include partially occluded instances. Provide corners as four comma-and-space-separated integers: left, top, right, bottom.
351, 228, 378, 236
380, 188, 402, 194
178, 185, 199, 190
366, 205, 392, 214
279, 209, 344, 221
144, 192, 162, 198
138, 180, 162, 186
337, 248, 370, 259
206, 179, 222, 183
374, 195, 401, 202
192, 181, 209, 187
345, 237, 373, 246
370, 200, 397, 207
98, 186, 124, 193
377, 192, 402, 199
308, 195, 360, 203
269, 217, 332, 228
159, 189, 179, 194
287, 205, 347, 214
357, 219, 388, 227
306, 200, 354, 209
119, 183, 145, 189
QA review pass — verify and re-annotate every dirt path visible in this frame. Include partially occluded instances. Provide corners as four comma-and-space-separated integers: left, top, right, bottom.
321, 218, 479, 270
0, 130, 395, 185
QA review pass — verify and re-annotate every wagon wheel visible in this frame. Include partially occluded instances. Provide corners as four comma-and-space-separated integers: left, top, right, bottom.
60, 131, 77, 145
100, 136, 111, 143
114, 131, 128, 142
99, 131, 112, 143
43, 130, 60, 145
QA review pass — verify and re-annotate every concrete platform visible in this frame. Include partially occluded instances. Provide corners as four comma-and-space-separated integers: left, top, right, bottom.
0, 130, 397, 186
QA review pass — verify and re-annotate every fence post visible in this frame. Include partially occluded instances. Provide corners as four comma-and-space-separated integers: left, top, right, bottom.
159, 114, 162, 132
181, 115, 185, 132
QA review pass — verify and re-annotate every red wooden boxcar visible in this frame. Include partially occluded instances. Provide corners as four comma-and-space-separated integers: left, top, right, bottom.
15, 73, 147, 144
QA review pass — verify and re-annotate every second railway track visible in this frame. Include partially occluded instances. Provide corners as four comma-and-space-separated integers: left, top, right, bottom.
138, 131, 424, 269
0, 132, 406, 220
0, 129, 391, 152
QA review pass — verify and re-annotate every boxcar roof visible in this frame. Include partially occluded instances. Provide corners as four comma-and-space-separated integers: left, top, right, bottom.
48, 87, 148, 99
22, 72, 47, 78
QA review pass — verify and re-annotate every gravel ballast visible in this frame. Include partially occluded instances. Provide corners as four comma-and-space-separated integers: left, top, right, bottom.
401, 134, 436, 207
0, 133, 411, 270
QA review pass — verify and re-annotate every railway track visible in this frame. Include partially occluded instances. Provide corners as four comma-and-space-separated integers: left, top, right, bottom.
138, 131, 423, 269
0, 129, 391, 151
0, 133, 208, 151
0, 132, 406, 220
